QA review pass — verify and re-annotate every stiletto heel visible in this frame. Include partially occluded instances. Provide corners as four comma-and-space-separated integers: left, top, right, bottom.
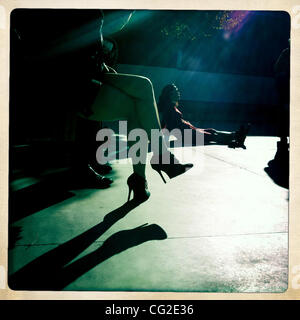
151, 152, 193, 182
127, 187, 133, 201
127, 173, 150, 202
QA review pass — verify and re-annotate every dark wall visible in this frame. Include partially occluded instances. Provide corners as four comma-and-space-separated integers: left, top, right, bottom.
10, 10, 290, 145
10, 9, 103, 145
115, 11, 290, 77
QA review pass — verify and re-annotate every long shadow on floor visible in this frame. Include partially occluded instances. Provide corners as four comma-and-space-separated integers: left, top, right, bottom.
9, 186, 75, 224
8, 200, 167, 291
9, 168, 116, 223
8, 226, 23, 250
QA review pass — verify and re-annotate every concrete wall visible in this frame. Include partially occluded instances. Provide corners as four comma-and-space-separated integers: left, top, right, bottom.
115, 64, 281, 135
116, 64, 278, 106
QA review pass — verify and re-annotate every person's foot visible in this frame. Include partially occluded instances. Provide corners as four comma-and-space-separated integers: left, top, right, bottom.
127, 173, 150, 202
88, 161, 112, 175
228, 123, 250, 149
85, 164, 113, 188
268, 140, 289, 168
150, 152, 193, 183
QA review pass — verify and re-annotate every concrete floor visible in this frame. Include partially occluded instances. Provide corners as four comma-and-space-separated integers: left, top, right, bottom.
8, 137, 288, 292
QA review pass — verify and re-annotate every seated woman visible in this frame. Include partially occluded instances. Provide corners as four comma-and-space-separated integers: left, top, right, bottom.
77, 12, 193, 202
158, 84, 250, 149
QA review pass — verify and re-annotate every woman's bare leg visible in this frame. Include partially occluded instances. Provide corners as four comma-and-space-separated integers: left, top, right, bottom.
204, 128, 235, 144
102, 73, 163, 133
126, 112, 147, 178
102, 73, 169, 156
86, 74, 168, 178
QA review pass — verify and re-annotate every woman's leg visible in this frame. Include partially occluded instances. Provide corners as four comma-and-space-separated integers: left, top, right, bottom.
204, 126, 249, 149
102, 73, 163, 134
88, 74, 168, 178
87, 82, 145, 177
204, 128, 235, 144
127, 114, 147, 178
90, 73, 162, 131
103, 73, 171, 157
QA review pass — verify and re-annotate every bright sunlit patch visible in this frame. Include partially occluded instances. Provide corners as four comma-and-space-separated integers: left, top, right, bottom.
46, 11, 149, 57
220, 11, 253, 40
102, 10, 135, 36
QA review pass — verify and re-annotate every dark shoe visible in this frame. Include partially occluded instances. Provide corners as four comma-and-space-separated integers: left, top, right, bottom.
86, 164, 113, 188
88, 162, 112, 175
150, 152, 193, 183
228, 123, 250, 149
268, 140, 289, 168
272, 140, 289, 163
127, 173, 150, 202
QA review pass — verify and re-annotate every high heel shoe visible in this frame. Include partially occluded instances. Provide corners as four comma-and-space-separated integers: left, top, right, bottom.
150, 152, 193, 183
84, 164, 113, 188
127, 173, 150, 202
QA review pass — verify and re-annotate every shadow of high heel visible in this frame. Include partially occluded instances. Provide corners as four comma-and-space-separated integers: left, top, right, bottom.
59, 224, 168, 289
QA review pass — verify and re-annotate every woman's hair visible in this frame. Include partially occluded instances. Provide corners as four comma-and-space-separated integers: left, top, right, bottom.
158, 83, 179, 113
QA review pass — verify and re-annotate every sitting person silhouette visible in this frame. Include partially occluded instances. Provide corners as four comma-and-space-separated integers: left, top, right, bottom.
158, 84, 250, 149
76, 12, 193, 202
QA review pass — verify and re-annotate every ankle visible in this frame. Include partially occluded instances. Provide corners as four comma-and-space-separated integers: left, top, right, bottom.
132, 171, 146, 180
151, 151, 180, 165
